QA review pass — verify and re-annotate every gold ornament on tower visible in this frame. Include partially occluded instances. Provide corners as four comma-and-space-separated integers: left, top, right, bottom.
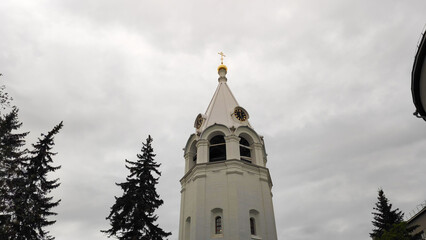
217, 51, 228, 72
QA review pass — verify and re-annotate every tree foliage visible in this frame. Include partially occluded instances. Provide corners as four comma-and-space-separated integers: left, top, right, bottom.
0, 74, 13, 110
376, 222, 422, 240
23, 121, 63, 239
0, 108, 29, 239
371, 189, 421, 240
102, 135, 171, 240
0, 82, 63, 240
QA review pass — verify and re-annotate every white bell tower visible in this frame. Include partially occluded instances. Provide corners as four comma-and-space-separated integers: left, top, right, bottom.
178, 55, 278, 240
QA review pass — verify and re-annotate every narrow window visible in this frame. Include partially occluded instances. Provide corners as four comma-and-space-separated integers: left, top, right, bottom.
215, 216, 222, 234
185, 217, 191, 240
250, 217, 256, 235
239, 137, 252, 163
210, 135, 226, 162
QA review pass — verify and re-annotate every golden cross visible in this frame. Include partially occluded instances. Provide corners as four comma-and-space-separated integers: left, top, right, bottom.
218, 51, 226, 64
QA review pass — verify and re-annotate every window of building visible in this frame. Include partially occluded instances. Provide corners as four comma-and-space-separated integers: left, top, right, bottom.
210, 135, 226, 162
215, 216, 222, 234
211, 208, 223, 236
185, 217, 191, 240
250, 217, 256, 235
239, 137, 252, 163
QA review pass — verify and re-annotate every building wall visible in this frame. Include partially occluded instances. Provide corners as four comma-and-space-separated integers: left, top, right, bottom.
408, 208, 426, 239
179, 160, 277, 240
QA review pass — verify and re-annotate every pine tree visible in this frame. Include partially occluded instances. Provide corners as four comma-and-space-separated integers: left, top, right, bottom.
22, 122, 63, 240
102, 135, 171, 240
0, 80, 63, 239
370, 189, 413, 239
376, 222, 423, 240
0, 108, 29, 239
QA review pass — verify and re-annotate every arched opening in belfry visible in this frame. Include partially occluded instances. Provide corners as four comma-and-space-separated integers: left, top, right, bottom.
209, 135, 226, 162
239, 136, 252, 163
188, 140, 197, 170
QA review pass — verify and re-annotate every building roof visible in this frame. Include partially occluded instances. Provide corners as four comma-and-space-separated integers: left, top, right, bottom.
412, 29, 426, 121
407, 205, 426, 224
197, 66, 251, 132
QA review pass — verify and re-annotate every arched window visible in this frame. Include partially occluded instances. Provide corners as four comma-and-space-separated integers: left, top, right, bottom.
211, 208, 223, 235
210, 135, 226, 162
239, 137, 252, 163
215, 216, 222, 234
185, 217, 191, 240
250, 217, 256, 235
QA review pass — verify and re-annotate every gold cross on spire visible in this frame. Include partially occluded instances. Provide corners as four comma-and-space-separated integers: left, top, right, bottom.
218, 51, 226, 64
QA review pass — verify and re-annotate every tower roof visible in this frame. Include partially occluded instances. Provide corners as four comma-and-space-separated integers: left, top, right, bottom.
196, 64, 251, 133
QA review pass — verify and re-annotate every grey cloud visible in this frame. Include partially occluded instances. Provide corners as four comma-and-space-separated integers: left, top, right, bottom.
1, 0, 426, 239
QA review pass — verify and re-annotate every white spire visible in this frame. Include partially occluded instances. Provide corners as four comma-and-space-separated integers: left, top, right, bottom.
197, 64, 251, 132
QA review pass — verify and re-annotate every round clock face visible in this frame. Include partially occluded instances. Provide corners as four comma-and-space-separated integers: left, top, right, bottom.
234, 107, 248, 121
194, 114, 204, 129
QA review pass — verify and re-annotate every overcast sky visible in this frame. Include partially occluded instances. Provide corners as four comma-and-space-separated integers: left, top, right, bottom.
1, 1, 426, 239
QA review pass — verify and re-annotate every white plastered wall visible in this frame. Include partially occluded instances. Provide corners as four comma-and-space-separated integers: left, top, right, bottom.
179, 125, 277, 240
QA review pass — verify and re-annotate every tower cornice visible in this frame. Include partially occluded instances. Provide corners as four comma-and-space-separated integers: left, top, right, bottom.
180, 159, 273, 189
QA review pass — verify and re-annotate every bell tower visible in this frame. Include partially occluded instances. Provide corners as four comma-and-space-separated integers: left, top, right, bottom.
178, 55, 278, 240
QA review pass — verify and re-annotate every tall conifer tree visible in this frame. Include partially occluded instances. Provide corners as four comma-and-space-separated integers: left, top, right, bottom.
371, 189, 404, 239
102, 135, 171, 240
23, 122, 63, 240
0, 108, 28, 239
0, 81, 63, 239
370, 189, 421, 240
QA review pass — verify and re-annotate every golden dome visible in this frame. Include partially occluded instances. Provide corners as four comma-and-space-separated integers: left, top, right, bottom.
217, 64, 228, 72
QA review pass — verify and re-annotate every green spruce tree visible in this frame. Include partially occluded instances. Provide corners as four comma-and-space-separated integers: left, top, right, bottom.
370, 189, 420, 240
0, 81, 63, 239
102, 135, 171, 240
371, 189, 404, 239
0, 108, 29, 239
22, 122, 63, 240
